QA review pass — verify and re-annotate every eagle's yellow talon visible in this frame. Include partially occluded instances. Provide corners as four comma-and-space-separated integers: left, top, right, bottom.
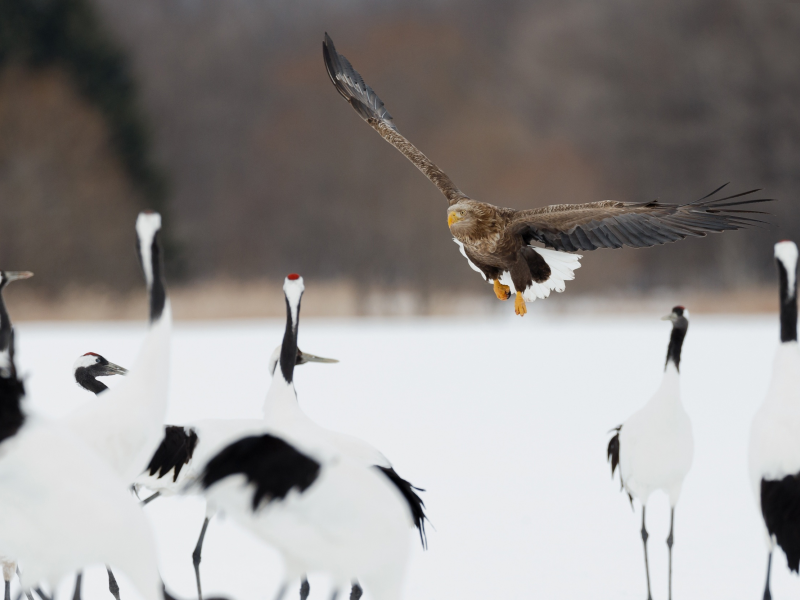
514, 292, 527, 316
493, 279, 511, 301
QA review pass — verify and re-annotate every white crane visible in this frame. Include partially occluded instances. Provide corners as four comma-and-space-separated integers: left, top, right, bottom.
0, 298, 162, 600
749, 240, 800, 600
607, 306, 694, 600
64, 210, 172, 482
197, 274, 414, 600
69, 352, 128, 600
0, 270, 33, 600
61, 210, 171, 600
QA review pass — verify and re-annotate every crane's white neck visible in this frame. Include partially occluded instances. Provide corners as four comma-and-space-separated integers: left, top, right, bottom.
646, 362, 683, 412
776, 242, 799, 344
262, 373, 304, 425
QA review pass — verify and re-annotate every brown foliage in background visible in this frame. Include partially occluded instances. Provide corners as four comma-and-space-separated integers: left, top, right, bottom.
2, 0, 799, 303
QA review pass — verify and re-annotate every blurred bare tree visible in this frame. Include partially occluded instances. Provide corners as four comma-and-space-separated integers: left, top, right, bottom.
2, 0, 799, 300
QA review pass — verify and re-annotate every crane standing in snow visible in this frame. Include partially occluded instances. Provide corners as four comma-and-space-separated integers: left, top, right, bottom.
0, 295, 163, 600
0, 270, 32, 600
608, 307, 694, 600
748, 240, 800, 600
198, 274, 416, 600
61, 211, 171, 600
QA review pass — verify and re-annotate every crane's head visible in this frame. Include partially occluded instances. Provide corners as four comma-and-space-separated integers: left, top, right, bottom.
268, 346, 338, 377
661, 306, 690, 329
135, 211, 167, 323
73, 352, 128, 394
661, 306, 689, 372
775, 240, 798, 300
273, 273, 338, 380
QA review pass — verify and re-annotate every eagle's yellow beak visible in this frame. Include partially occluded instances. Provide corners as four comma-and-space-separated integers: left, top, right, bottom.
447, 212, 459, 228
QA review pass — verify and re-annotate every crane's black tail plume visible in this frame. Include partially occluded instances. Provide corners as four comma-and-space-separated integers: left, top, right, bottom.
376, 466, 429, 549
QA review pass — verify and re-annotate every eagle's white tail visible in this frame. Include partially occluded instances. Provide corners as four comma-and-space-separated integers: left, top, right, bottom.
453, 239, 582, 302
498, 247, 582, 302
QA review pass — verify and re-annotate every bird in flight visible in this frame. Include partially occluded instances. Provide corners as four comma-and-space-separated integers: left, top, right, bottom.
323, 33, 773, 316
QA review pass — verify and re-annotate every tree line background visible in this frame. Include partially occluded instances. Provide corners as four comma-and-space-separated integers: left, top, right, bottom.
1, 0, 799, 312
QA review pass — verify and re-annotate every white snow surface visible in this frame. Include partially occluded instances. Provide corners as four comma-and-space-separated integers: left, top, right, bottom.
8, 313, 800, 600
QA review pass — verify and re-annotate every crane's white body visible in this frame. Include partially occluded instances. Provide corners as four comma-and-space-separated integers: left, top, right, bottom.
0, 417, 161, 600
203, 376, 411, 600
66, 212, 172, 483
260, 359, 389, 468
749, 342, 800, 506
133, 348, 389, 497
66, 307, 172, 481
620, 364, 694, 506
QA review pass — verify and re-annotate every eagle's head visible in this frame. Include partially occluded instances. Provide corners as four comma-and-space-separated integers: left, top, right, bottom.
447, 200, 498, 241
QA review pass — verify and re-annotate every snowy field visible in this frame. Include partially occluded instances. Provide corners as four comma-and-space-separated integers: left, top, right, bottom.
9, 311, 800, 600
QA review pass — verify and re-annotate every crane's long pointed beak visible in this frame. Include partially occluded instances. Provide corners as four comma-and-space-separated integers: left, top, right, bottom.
104, 362, 129, 376
299, 351, 339, 364
661, 314, 676, 322
5, 271, 33, 282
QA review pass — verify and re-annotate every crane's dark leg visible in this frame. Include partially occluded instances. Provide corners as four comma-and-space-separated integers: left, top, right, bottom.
5, 578, 10, 600
329, 590, 338, 600
271, 583, 288, 600
667, 507, 674, 600
33, 587, 51, 600
641, 507, 652, 600
763, 551, 773, 600
107, 567, 120, 600
349, 582, 363, 600
192, 516, 211, 600
141, 492, 161, 506
15, 566, 33, 600
72, 573, 83, 600
299, 578, 310, 600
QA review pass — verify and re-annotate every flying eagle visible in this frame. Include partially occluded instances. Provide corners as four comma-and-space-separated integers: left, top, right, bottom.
322, 33, 773, 316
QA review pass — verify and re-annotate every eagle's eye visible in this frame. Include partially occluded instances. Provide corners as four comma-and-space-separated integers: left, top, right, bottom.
459, 210, 465, 216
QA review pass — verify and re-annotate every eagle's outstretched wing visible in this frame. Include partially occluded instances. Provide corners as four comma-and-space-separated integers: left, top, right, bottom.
512, 184, 774, 252
323, 33, 468, 206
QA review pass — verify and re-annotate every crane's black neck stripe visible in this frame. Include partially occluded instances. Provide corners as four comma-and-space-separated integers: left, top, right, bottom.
147, 233, 167, 323
146, 425, 199, 482
761, 475, 800, 572
376, 466, 428, 549
778, 259, 798, 343
75, 367, 109, 395
201, 434, 320, 511
665, 320, 688, 372
280, 295, 300, 384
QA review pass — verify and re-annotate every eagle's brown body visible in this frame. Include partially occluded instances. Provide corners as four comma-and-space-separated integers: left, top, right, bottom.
323, 34, 772, 315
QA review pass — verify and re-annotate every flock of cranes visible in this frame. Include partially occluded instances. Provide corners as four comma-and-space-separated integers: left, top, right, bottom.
2, 218, 800, 600
0, 32, 798, 600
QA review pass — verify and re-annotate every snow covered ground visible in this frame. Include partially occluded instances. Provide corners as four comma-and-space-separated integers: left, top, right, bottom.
9, 311, 800, 600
